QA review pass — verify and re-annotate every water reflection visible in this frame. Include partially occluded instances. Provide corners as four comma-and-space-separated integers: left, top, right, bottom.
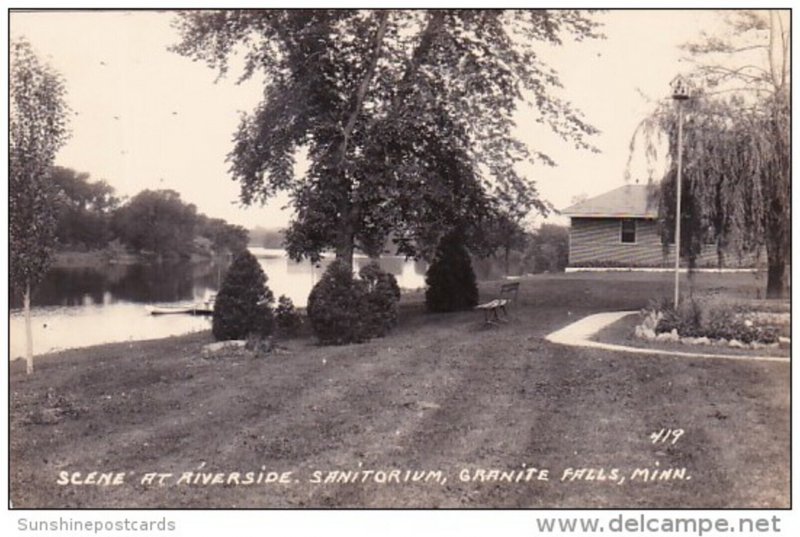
9, 248, 428, 358
10, 263, 216, 309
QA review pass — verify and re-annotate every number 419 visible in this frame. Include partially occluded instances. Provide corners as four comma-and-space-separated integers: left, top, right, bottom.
650, 428, 685, 444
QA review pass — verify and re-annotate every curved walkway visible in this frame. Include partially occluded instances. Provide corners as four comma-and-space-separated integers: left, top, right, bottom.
545, 311, 790, 364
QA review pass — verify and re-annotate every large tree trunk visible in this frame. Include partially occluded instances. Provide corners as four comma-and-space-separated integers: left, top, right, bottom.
764, 193, 789, 299
687, 256, 697, 298
765, 19, 789, 299
766, 260, 786, 299
335, 213, 356, 269
331, 12, 389, 272
336, 241, 355, 270
331, 11, 447, 271
332, 11, 445, 272
24, 281, 34, 375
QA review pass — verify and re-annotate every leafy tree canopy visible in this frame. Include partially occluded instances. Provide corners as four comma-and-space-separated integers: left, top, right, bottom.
172, 10, 600, 264
49, 166, 120, 249
196, 214, 250, 255
112, 189, 198, 257
525, 223, 568, 274
10, 39, 71, 294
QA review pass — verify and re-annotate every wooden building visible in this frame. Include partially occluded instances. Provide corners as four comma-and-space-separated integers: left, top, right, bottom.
562, 185, 756, 269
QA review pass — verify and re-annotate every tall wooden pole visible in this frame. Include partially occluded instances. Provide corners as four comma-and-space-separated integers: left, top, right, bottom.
673, 100, 684, 307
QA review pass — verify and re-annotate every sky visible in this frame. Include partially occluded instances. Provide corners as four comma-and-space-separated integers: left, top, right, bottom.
10, 9, 732, 229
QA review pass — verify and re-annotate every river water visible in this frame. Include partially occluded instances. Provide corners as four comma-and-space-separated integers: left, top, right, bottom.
9, 248, 428, 359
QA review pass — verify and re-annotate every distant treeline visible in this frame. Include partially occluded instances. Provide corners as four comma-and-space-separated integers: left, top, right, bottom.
50, 167, 248, 259
249, 226, 285, 249
246, 218, 567, 278
524, 224, 569, 274
246, 221, 568, 277
471, 223, 570, 278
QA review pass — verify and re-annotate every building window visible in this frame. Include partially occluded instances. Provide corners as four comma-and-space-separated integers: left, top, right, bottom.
621, 219, 636, 243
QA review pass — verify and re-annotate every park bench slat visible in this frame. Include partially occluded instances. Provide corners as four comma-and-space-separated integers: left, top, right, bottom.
476, 282, 520, 325
475, 298, 508, 310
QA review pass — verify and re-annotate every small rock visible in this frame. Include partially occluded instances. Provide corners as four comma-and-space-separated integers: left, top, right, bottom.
245, 337, 273, 356
640, 311, 663, 331
656, 331, 679, 342
28, 407, 62, 425
202, 340, 246, 356
695, 336, 711, 345
728, 339, 746, 349
778, 336, 790, 349
636, 326, 656, 339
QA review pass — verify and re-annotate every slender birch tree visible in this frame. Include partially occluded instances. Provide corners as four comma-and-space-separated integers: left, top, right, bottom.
10, 39, 71, 374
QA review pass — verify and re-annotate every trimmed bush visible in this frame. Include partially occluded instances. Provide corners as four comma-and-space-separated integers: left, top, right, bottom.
307, 260, 369, 344
425, 231, 478, 312
306, 260, 404, 344
212, 250, 274, 341
359, 262, 401, 337
275, 294, 303, 337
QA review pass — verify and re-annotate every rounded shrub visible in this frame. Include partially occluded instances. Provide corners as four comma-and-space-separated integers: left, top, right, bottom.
425, 231, 478, 312
359, 262, 401, 337
307, 260, 369, 344
275, 294, 303, 337
212, 250, 274, 341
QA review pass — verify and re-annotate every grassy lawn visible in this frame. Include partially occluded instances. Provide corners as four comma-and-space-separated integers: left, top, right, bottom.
9, 272, 789, 508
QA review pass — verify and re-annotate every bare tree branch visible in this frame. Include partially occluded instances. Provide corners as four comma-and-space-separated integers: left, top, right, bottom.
337, 11, 390, 168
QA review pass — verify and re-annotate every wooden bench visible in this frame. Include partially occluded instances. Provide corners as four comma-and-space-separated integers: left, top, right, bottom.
475, 282, 520, 325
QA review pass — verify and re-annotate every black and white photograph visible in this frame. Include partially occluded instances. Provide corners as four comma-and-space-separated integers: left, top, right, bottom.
6, 5, 791, 517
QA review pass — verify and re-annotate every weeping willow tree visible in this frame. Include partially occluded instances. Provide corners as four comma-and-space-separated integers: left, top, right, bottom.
630, 10, 789, 298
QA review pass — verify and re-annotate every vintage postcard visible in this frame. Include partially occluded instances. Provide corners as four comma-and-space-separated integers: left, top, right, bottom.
7, 6, 790, 520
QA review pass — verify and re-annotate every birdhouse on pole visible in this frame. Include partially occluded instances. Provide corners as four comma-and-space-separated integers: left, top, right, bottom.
670, 75, 691, 101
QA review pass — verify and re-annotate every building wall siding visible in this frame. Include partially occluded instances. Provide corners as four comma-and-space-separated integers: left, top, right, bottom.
568, 217, 759, 268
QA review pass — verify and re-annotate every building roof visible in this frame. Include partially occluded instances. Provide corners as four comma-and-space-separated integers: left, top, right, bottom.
561, 184, 658, 218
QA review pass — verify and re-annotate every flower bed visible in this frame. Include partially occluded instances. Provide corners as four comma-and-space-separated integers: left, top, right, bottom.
635, 297, 789, 350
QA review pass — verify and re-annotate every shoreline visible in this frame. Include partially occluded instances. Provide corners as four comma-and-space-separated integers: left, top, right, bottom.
8, 329, 215, 366
8, 292, 428, 362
